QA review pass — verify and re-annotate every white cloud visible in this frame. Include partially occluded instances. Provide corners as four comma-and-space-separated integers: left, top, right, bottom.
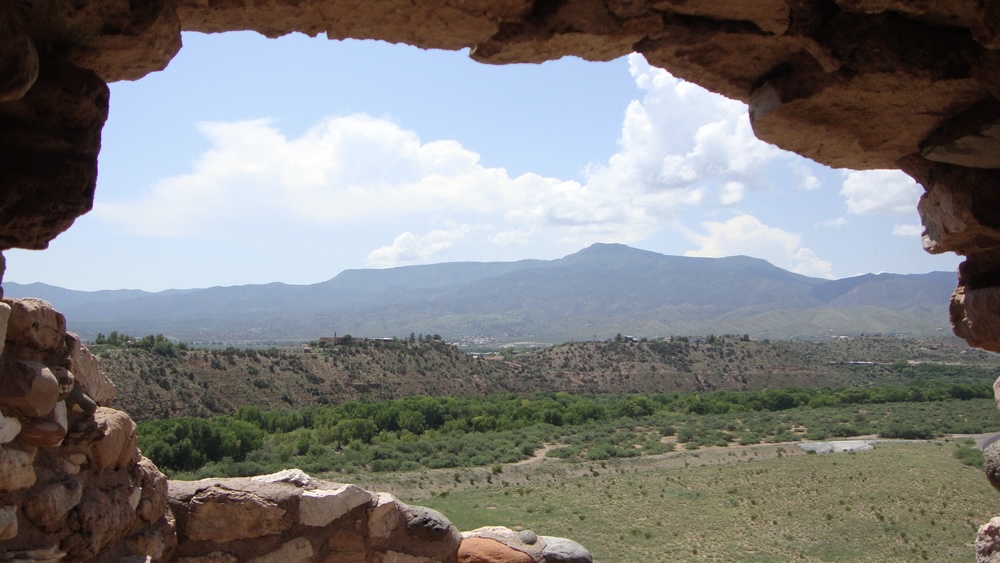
892, 223, 924, 237
817, 218, 847, 229
719, 182, 745, 205
684, 214, 833, 278
366, 226, 474, 267
840, 170, 923, 215
92, 54, 860, 275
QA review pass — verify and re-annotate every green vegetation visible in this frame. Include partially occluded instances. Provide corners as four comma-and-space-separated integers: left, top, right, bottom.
138, 380, 1000, 478
91, 331, 188, 357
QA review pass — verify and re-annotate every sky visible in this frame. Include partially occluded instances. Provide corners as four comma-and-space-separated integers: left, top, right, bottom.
6, 31, 962, 291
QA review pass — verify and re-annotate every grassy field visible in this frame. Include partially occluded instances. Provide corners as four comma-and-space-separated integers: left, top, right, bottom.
326, 441, 999, 562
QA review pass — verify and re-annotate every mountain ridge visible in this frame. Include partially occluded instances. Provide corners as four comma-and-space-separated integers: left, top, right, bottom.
3, 244, 957, 343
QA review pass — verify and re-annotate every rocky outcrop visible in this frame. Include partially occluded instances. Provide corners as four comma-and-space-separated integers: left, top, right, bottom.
0, 297, 592, 561
0, 297, 172, 561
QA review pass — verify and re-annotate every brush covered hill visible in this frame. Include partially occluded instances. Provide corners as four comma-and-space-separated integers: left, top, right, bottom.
5, 244, 958, 343
99, 335, 1000, 421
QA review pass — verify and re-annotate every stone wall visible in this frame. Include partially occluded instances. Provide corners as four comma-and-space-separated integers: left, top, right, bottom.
0, 296, 591, 562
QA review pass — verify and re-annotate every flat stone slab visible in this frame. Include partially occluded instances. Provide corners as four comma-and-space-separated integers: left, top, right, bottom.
798, 440, 874, 454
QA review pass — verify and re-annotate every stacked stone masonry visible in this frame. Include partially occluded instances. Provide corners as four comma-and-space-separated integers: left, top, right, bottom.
5, 0, 1000, 560
0, 297, 592, 561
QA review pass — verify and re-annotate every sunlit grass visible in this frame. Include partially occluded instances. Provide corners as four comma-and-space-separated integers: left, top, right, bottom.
399, 442, 995, 562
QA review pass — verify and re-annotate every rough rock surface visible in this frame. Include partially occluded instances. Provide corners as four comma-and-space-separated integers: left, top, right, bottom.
1, 1, 1000, 354
0, 298, 170, 561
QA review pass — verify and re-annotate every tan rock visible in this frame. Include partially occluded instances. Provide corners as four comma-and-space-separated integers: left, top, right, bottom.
22, 478, 83, 530
135, 457, 169, 524
0, 411, 21, 444
299, 484, 372, 527
248, 537, 314, 563
67, 333, 116, 405
462, 527, 543, 562
979, 516, 1000, 562
91, 407, 138, 471
250, 467, 316, 487
0, 301, 10, 357
3, 298, 66, 351
458, 537, 533, 563
0, 504, 17, 541
368, 493, 403, 539
0, 445, 35, 490
184, 487, 289, 543
0, 360, 60, 418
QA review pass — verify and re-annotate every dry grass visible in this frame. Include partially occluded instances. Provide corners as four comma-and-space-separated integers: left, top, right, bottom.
342, 441, 998, 562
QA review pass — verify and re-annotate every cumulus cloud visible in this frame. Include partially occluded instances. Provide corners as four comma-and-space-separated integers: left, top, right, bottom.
840, 170, 923, 215
95, 53, 844, 271
892, 223, 924, 237
367, 226, 475, 267
684, 214, 834, 278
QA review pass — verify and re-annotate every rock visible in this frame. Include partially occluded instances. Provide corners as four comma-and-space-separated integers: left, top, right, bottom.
462, 527, 544, 562
979, 516, 1000, 562
0, 504, 17, 540
404, 505, 457, 543
0, 3, 39, 103
178, 554, 238, 563
0, 301, 10, 357
459, 537, 534, 563
50, 367, 74, 399
19, 411, 67, 448
22, 478, 83, 530
250, 467, 316, 487
183, 487, 289, 543
2, 545, 65, 563
984, 440, 1000, 493
369, 493, 402, 539
90, 407, 138, 471
299, 483, 372, 527
0, 411, 22, 444
539, 537, 593, 563
0, 446, 36, 490
366, 494, 463, 561
0, 360, 60, 418
134, 457, 169, 524
3, 298, 66, 351
67, 333, 116, 406
247, 537, 313, 563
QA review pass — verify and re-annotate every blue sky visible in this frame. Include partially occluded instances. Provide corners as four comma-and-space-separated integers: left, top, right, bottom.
6, 31, 961, 291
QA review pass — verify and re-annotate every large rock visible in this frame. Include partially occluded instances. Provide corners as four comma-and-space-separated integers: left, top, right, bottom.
458, 537, 534, 563
3, 298, 66, 351
22, 477, 83, 531
183, 486, 290, 543
90, 406, 138, 471
298, 484, 372, 527
979, 516, 1000, 562
539, 536, 593, 563
0, 360, 59, 418
66, 333, 116, 406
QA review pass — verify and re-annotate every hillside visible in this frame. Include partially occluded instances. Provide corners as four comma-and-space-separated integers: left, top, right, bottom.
5, 244, 958, 343
100, 335, 1000, 420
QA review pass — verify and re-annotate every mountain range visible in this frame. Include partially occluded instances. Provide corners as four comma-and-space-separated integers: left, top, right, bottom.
3, 244, 958, 344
